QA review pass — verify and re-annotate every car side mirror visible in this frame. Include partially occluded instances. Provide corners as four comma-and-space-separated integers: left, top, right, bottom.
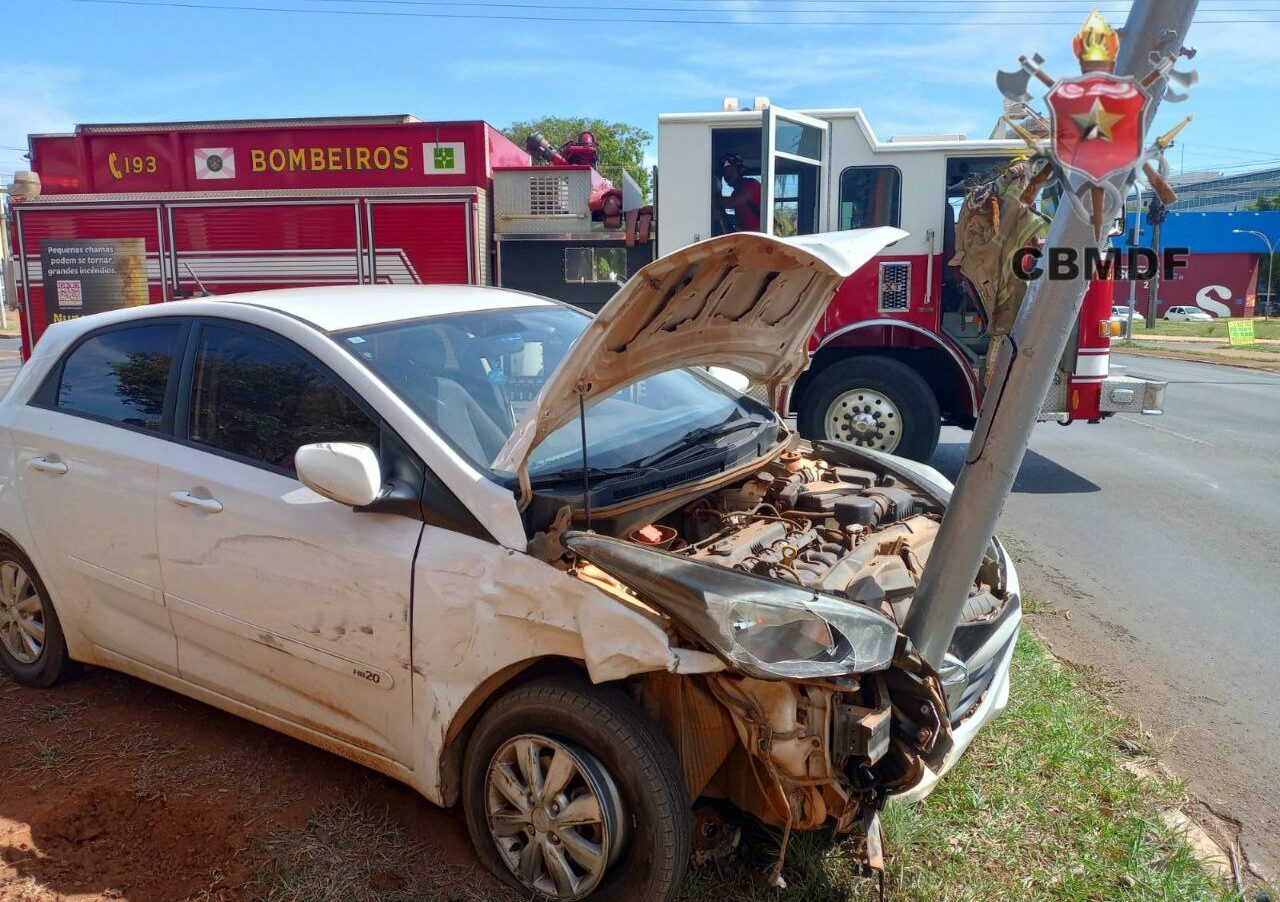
295, 442, 383, 508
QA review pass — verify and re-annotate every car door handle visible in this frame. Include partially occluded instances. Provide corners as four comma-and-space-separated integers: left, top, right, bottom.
168, 490, 224, 514
28, 456, 69, 476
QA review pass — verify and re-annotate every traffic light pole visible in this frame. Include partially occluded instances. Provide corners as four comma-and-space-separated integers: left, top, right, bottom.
903, 0, 1201, 670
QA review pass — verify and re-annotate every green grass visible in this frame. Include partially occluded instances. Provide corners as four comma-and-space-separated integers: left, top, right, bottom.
875, 633, 1234, 902
680, 632, 1234, 901
1114, 342, 1280, 371
245, 634, 1234, 902
1131, 318, 1280, 340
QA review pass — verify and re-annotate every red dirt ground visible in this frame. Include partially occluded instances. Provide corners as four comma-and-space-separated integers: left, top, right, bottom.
0, 665, 499, 901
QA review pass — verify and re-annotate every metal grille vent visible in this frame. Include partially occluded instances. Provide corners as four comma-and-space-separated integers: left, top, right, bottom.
878, 261, 911, 312
529, 175, 571, 215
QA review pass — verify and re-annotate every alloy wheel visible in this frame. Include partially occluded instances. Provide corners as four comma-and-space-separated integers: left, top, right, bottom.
823, 388, 904, 453
484, 734, 626, 900
0, 560, 45, 665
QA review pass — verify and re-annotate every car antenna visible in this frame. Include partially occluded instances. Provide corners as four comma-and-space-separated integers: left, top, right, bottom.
577, 381, 593, 531
184, 263, 211, 297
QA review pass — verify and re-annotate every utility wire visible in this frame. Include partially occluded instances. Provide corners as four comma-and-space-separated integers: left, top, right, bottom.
300, 0, 1280, 9
56, 0, 1280, 24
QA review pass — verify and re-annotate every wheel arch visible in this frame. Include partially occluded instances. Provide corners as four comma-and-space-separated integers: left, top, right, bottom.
437, 654, 590, 805
793, 320, 980, 425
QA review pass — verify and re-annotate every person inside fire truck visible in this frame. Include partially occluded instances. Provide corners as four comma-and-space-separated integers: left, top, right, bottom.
714, 153, 762, 232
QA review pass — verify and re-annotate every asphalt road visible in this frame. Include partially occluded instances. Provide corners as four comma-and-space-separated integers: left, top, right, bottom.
932, 353, 1280, 881
1, 338, 1275, 876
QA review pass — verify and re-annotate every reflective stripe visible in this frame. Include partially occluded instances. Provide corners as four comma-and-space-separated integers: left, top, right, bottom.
1074, 352, 1109, 378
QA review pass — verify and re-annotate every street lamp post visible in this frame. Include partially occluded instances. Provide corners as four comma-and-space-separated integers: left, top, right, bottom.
1127, 180, 1143, 339
1234, 228, 1275, 319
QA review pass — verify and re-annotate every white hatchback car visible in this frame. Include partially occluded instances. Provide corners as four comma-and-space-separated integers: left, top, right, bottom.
0, 230, 1020, 900
1163, 305, 1214, 322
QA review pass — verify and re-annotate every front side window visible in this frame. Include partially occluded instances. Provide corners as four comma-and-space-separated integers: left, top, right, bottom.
188, 324, 379, 474
337, 305, 767, 477
839, 167, 902, 230
54, 323, 182, 431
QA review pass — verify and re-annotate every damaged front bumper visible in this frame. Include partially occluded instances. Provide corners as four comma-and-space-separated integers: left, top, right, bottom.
896, 537, 1022, 803
563, 443, 1023, 880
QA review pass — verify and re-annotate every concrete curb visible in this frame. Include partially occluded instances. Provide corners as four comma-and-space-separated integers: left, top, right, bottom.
1128, 333, 1280, 346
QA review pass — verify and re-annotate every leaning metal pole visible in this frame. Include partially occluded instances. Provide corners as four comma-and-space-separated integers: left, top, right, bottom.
903, 0, 1200, 670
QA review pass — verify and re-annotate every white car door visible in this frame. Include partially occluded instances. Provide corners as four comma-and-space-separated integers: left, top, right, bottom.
154, 319, 421, 765
9, 320, 188, 675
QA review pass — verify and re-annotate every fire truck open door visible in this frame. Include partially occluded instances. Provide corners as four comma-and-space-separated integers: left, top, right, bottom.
760, 106, 830, 238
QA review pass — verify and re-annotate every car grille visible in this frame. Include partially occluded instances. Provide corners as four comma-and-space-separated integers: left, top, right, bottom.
948, 632, 1015, 725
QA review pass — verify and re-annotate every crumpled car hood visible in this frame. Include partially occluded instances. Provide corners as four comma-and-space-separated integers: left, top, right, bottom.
491, 227, 907, 480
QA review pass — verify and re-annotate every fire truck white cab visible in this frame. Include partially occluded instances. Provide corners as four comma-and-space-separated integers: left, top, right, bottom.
658, 102, 1165, 460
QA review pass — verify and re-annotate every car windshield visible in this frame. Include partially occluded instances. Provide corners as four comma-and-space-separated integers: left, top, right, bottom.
334, 304, 773, 478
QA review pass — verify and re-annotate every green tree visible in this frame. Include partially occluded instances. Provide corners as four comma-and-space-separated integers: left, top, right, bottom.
1245, 193, 1280, 211
504, 117, 653, 201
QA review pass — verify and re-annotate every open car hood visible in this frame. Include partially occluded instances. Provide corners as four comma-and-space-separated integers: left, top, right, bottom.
492, 227, 907, 483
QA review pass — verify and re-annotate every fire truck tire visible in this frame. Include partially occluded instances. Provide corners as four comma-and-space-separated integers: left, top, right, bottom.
796, 356, 941, 462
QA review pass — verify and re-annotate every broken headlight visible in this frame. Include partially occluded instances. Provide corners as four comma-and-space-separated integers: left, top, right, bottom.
564, 532, 898, 680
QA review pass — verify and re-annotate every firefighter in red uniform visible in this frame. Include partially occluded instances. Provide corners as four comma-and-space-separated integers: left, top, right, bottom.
714, 154, 762, 232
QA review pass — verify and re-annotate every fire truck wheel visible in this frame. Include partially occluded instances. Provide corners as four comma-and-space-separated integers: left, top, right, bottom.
797, 356, 941, 462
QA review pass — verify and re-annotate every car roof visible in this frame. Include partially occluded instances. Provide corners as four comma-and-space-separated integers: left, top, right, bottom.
30, 286, 567, 364
209, 284, 556, 332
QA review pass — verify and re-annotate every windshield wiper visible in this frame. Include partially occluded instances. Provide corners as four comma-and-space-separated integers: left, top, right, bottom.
635, 415, 775, 469
528, 464, 642, 487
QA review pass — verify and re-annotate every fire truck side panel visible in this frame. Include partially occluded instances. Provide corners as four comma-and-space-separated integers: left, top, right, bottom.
169, 202, 363, 297
366, 200, 473, 285
485, 125, 534, 170
14, 206, 167, 358
29, 121, 498, 196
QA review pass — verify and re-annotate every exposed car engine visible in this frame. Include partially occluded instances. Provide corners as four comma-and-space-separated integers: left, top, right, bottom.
636, 447, 953, 625
553, 440, 1017, 881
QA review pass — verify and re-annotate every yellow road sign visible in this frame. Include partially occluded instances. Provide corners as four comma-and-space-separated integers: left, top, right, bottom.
1228, 319, 1256, 347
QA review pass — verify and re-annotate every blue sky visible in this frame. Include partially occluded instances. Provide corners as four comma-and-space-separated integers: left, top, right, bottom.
2, 0, 1277, 184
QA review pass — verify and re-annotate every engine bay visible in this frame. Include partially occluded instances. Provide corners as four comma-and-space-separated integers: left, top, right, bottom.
548, 440, 1016, 875
631, 446, 949, 626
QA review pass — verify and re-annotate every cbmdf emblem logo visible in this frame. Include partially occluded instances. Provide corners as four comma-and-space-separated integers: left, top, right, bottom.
995, 10, 1198, 238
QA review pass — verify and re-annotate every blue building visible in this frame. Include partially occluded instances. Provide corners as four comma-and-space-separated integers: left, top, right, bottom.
1114, 211, 1280, 316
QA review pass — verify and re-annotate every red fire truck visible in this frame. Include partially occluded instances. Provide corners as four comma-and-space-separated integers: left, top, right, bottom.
658, 102, 1166, 460
3, 114, 652, 358
5, 107, 1163, 462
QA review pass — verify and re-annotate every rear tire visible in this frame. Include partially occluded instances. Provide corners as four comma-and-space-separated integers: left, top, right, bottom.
797, 356, 941, 462
462, 676, 691, 902
0, 541, 74, 688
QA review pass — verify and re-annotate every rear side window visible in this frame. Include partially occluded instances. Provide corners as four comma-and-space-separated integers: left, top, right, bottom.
54, 323, 182, 432
188, 324, 379, 474
839, 166, 902, 230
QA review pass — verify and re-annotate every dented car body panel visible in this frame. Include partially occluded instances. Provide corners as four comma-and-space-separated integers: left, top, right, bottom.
0, 229, 1017, 893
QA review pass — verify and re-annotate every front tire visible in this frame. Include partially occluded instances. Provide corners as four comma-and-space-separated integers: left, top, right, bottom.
797, 355, 941, 462
0, 541, 74, 687
463, 676, 691, 902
